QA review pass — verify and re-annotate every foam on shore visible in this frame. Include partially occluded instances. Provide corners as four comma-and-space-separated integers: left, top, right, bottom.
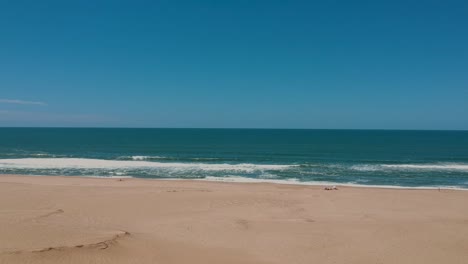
199, 176, 468, 191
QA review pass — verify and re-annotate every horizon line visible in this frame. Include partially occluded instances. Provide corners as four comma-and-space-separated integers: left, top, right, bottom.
0, 126, 467, 131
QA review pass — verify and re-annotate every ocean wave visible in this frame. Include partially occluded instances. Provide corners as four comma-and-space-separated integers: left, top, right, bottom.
0, 158, 294, 172
116, 155, 223, 161
352, 163, 468, 172
0, 152, 63, 158
116, 155, 167, 161
130, 155, 164, 160
382, 164, 468, 170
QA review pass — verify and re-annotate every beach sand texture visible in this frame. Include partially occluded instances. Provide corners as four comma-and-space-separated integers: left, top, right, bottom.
1, 175, 467, 264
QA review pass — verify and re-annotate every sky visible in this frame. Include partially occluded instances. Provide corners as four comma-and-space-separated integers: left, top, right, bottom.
0, 0, 467, 129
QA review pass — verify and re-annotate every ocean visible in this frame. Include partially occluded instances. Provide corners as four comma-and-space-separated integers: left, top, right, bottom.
1, 128, 468, 189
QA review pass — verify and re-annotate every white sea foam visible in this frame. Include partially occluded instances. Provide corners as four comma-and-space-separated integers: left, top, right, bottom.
117, 155, 166, 160
131, 156, 158, 160
350, 165, 380, 171
352, 163, 468, 172
200, 176, 468, 190
124, 155, 220, 161
0, 158, 294, 172
381, 164, 468, 170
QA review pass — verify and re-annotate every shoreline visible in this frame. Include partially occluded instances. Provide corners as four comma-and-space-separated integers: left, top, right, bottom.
1, 173, 467, 191
1, 174, 468, 264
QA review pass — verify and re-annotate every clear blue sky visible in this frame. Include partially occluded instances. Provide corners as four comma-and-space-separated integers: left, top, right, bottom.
1, 0, 467, 129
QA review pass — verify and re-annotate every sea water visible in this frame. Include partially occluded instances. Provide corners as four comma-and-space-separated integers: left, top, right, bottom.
1, 128, 467, 188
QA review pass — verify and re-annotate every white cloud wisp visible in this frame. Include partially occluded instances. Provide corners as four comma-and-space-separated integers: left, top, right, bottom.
0, 99, 47, 106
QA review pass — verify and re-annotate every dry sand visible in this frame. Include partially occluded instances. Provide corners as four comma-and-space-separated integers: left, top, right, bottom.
0, 175, 467, 264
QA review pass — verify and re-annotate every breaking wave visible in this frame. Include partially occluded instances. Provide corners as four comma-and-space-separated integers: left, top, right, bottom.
1, 158, 468, 189
0, 158, 294, 172
352, 163, 468, 172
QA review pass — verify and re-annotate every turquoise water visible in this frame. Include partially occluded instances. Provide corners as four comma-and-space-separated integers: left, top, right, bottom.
1, 128, 468, 188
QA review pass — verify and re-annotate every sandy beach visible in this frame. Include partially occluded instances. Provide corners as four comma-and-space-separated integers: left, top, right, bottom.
0, 175, 467, 264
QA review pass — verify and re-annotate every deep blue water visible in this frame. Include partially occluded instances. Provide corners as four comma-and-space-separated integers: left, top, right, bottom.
1, 128, 468, 188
